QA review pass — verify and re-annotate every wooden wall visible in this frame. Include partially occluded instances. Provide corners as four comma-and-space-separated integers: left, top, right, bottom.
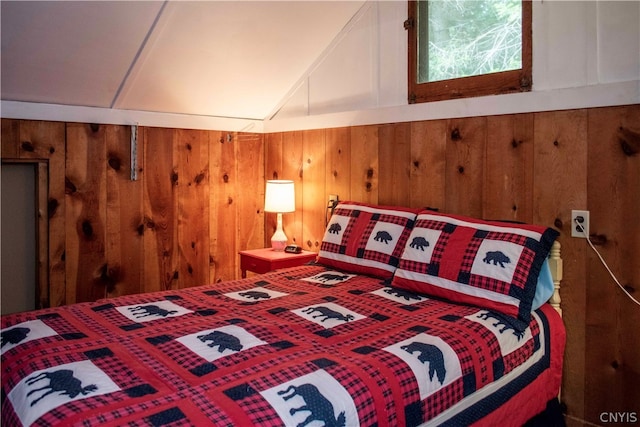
1, 104, 638, 426
265, 105, 640, 427
1, 122, 264, 306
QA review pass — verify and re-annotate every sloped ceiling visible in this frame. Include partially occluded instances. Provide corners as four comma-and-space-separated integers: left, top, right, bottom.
1, 1, 366, 121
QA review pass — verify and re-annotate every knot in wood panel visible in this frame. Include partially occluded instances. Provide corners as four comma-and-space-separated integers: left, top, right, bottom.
48, 198, 59, 219
554, 218, 563, 229
590, 234, 607, 246
145, 218, 156, 230
65, 177, 77, 195
99, 264, 120, 293
194, 172, 206, 185
81, 220, 94, 239
21, 141, 35, 152
108, 156, 121, 171
618, 126, 640, 156
450, 128, 462, 141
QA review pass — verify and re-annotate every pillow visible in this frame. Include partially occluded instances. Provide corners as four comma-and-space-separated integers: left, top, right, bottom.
317, 202, 420, 279
391, 212, 559, 330
532, 259, 554, 310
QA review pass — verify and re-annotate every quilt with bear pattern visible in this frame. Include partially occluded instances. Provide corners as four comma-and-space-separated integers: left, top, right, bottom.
1, 263, 565, 426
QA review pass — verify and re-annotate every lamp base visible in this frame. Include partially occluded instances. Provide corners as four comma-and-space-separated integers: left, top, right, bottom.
270, 237, 287, 251
270, 212, 287, 251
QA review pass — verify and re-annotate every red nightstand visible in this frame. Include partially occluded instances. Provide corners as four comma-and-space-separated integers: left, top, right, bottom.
239, 248, 317, 278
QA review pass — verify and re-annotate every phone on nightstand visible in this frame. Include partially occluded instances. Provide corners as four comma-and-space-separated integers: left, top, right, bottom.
284, 244, 302, 254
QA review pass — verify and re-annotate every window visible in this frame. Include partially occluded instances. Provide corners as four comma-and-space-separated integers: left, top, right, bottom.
407, 0, 531, 103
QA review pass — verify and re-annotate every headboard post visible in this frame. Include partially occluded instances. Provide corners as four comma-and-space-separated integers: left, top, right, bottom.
547, 241, 563, 316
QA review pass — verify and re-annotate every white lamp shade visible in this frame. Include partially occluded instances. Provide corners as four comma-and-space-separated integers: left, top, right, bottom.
264, 180, 295, 213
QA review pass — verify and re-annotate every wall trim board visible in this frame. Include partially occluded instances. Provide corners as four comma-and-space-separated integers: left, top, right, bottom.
2, 80, 638, 134
0, 101, 264, 133
264, 80, 639, 133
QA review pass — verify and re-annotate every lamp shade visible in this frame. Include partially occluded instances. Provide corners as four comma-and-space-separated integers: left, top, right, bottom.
264, 180, 295, 213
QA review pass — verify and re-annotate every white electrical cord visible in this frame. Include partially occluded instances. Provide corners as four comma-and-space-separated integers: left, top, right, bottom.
574, 219, 640, 307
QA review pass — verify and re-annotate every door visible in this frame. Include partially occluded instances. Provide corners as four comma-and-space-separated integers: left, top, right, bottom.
1, 163, 37, 314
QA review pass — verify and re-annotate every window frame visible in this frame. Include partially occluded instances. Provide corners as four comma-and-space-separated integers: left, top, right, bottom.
407, 0, 532, 104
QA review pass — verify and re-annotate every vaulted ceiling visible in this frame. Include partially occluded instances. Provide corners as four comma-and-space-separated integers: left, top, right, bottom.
1, 1, 366, 121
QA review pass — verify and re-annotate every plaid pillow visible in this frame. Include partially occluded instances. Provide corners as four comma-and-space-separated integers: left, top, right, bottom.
317, 202, 420, 279
391, 212, 559, 330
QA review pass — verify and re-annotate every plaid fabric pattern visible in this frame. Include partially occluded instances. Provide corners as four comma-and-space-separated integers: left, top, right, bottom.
1, 264, 564, 426
318, 202, 420, 279
423, 377, 466, 419
393, 212, 559, 331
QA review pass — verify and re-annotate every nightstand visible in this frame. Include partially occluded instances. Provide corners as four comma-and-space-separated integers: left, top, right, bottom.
239, 248, 317, 278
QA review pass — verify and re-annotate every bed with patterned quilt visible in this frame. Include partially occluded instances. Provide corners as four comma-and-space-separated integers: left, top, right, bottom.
1, 203, 565, 426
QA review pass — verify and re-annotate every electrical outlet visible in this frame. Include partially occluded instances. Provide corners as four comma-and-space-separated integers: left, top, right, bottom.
571, 210, 589, 238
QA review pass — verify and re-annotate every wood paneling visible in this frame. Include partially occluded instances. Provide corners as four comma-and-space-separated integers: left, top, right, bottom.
209, 131, 237, 282
445, 117, 486, 217
65, 124, 108, 304
142, 127, 179, 293
1, 120, 264, 302
379, 122, 411, 206
177, 129, 210, 289
282, 132, 305, 248
484, 114, 534, 222
350, 125, 379, 204
409, 120, 447, 210
325, 127, 351, 204
1, 119, 19, 158
533, 109, 589, 421
301, 129, 326, 251
236, 133, 265, 253
106, 125, 143, 298
585, 106, 640, 422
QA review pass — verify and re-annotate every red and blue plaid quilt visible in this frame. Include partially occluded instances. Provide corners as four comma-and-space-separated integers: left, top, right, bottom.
1, 264, 565, 426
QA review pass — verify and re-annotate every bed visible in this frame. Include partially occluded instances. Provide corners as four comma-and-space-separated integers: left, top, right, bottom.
1, 203, 565, 426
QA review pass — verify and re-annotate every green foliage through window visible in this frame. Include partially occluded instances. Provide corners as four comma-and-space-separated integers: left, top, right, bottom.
418, 0, 522, 83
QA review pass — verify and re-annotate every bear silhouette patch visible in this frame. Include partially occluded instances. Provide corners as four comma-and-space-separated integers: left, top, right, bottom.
482, 251, 511, 268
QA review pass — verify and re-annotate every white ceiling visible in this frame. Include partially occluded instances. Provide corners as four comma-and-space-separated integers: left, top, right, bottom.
1, 1, 366, 121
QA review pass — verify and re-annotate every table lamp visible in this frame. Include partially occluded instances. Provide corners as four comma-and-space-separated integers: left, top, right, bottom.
264, 180, 295, 251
